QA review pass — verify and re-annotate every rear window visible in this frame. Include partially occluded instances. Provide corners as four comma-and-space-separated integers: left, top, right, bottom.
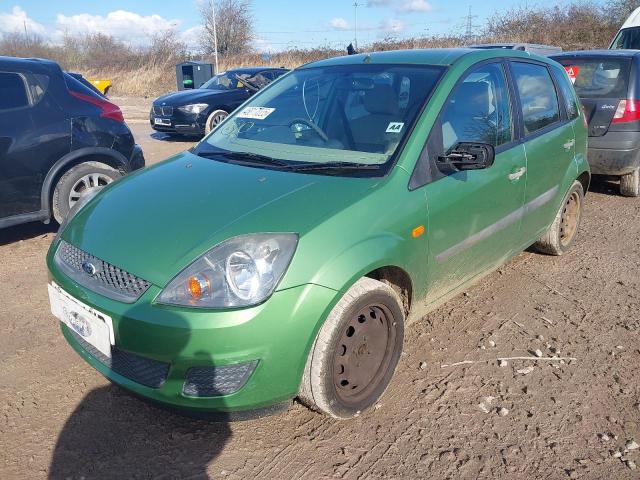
63, 72, 104, 99
611, 27, 640, 49
0, 72, 29, 110
553, 57, 631, 99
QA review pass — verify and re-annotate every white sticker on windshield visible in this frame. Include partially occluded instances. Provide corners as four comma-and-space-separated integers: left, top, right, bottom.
237, 107, 275, 120
386, 122, 404, 133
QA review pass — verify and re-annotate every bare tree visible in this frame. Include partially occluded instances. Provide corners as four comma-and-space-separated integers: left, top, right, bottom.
199, 0, 254, 56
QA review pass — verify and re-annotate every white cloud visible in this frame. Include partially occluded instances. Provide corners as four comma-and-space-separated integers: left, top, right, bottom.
180, 25, 203, 47
55, 10, 181, 44
399, 0, 432, 12
380, 17, 406, 34
368, 0, 433, 13
329, 17, 349, 30
0, 6, 46, 36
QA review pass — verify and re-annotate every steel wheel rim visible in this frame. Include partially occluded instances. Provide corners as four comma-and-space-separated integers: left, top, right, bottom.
559, 191, 580, 247
332, 303, 396, 406
68, 173, 113, 208
210, 112, 228, 130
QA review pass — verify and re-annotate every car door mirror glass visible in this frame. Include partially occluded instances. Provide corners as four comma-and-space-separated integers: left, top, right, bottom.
437, 142, 495, 171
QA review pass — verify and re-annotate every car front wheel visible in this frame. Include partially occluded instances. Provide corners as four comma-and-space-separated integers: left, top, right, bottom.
299, 277, 405, 419
205, 109, 229, 134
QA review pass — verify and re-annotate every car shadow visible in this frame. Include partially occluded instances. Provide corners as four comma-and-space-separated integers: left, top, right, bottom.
48, 385, 232, 479
0, 221, 57, 246
150, 132, 202, 143
588, 174, 623, 196
49, 299, 233, 479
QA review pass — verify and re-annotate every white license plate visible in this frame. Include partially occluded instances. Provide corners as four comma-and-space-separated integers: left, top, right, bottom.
154, 117, 171, 126
48, 282, 114, 358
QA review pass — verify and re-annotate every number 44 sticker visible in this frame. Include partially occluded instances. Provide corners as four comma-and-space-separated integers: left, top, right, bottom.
386, 122, 404, 133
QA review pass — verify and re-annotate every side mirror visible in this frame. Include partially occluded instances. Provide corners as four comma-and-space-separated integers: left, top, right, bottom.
437, 142, 495, 171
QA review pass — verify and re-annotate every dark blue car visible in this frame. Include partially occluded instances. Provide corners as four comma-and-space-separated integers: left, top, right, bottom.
150, 67, 288, 137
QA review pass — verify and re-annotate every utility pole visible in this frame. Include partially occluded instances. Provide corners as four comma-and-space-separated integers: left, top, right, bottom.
23, 20, 29, 47
353, 1, 359, 51
211, 0, 219, 74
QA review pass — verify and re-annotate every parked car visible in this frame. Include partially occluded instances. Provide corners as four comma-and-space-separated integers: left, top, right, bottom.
470, 43, 562, 56
48, 48, 589, 419
610, 7, 640, 49
150, 67, 289, 136
551, 50, 640, 196
0, 56, 144, 229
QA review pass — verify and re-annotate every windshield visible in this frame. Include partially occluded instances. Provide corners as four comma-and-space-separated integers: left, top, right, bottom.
611, 27, 640, 49
196, 64, 444, 168
554, 57, 631, 98
201, 71, 265, 91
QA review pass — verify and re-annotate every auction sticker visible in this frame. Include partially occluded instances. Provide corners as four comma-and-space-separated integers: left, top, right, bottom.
237, 107, 275, 120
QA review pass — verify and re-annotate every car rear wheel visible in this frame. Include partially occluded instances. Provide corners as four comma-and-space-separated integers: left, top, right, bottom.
205, 109, 228, 134
52, 162, 121, 224
620, 168, 640, 197
298, 277, 405, 419
534, 180, 584, 256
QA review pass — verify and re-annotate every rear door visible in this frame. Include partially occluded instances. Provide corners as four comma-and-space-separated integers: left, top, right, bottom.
553, 56, 632, 137
509, 60, 575, 241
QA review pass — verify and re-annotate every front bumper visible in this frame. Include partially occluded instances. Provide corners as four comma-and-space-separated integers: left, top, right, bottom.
48, 246, 338, 414
149, 108, 206, 136
588, 131, 640, 175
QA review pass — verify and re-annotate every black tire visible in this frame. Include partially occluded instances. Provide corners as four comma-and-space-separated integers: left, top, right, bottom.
534, 180, 584, 256
299, 277, 405, 419
52, 162, 120, 224
620, 168, 640, 197
205, 109, 229, 134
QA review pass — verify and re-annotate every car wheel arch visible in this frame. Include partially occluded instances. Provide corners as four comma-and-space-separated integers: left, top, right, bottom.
41, 147, 128, 216
577, 170, 591, 195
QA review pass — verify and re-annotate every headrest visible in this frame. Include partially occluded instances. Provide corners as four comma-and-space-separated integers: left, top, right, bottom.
363, 84, 399, 115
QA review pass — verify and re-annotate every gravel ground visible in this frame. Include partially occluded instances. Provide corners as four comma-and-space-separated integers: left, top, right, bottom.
1, 97, 639, 479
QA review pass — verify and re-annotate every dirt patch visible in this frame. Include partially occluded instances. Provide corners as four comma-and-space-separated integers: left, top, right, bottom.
1, 117, 639, 479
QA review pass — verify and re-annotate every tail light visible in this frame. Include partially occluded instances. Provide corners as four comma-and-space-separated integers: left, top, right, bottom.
69, 90, 125, 123
612, 99, 640, 124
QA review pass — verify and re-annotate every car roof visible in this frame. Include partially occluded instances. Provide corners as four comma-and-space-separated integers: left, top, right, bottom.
300, 48, 551, 69
0, 56, 62, 74
227, 66, 287, 74
551, 49, 640, 58
621, 7, 640, 29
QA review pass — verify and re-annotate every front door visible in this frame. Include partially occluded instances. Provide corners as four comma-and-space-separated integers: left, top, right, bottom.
414, 61, 528, 303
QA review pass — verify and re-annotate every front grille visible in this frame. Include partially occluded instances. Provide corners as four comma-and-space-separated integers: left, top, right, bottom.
69, 329, 169, 388
183, 361, 258, 397
152, 105, 173, 116
55, 241, 151, 303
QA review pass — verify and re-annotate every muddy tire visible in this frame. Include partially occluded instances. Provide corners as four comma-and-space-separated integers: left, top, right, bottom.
204, 109, 228, 134
534, 180, 584, 256
298, 277, 405, 419
52, 162, 120, 224
620, 168, 640, 197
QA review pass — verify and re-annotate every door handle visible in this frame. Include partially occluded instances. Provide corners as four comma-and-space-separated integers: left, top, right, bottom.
563, 139, 575, 151
508, 167, 526, 182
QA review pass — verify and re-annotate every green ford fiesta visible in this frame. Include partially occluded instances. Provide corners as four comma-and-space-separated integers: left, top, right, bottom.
47, 48, 590, 419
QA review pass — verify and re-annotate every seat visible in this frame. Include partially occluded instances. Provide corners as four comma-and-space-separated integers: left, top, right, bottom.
350, 84, 401, 153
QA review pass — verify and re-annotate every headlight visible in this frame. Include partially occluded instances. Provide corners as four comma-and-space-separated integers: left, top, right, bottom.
157, 234, 298, 308
178, 103, 208, 114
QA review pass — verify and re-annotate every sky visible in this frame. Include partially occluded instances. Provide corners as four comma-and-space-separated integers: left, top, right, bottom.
0, 0, 587, 52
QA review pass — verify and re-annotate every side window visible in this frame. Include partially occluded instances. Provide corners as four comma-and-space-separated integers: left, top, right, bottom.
552, 66, 580, 120
440, 62, 513, 152
0, 72, 29, 111
511, 62, 560, 135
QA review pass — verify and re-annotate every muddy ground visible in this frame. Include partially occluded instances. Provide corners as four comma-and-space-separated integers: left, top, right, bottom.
1, 97, 639, 479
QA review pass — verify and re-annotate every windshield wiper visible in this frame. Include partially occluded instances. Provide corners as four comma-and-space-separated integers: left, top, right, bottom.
290, 161, 382, 172
196, 150, 293, 169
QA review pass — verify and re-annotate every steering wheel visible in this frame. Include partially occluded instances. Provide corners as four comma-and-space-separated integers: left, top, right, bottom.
289, 118, 329, 143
